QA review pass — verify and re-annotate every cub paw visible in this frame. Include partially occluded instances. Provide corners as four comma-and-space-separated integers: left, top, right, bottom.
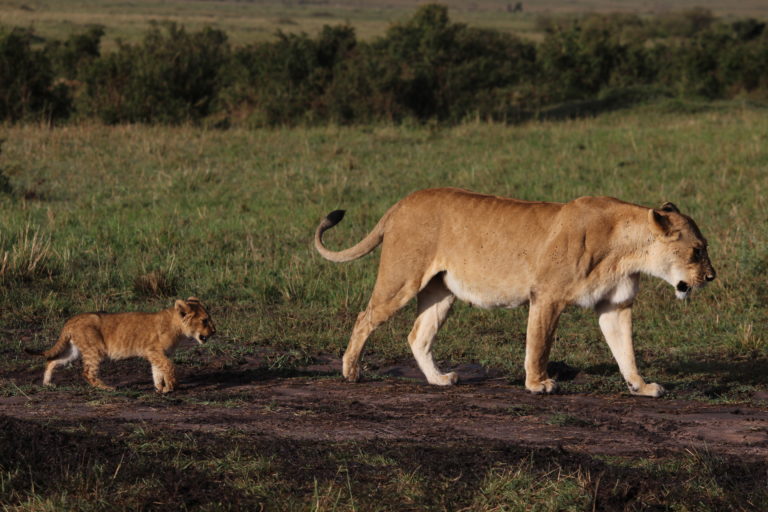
629, 382, 665, 398
526, 378, 558, 394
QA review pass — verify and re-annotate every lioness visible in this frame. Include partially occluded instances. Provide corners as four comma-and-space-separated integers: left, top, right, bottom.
315, 187, 716, 397
26, 297, 215, 392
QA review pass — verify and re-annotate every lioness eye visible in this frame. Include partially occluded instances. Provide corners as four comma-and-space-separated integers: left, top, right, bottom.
691, 248, 702, 262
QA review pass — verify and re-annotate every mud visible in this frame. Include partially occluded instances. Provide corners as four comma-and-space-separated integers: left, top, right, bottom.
3, 351, 767, 462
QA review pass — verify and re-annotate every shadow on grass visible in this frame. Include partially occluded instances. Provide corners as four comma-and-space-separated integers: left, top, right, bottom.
1, 415, 766, 510
182, 366, 340, 390
659, 356, 768, 387
0, 415, 251, 509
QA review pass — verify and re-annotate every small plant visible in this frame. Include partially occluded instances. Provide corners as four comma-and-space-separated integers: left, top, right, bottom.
0, 225, 52, 283
133, 269, 179, 298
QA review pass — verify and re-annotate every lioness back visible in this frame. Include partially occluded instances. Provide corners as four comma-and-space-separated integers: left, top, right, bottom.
26, 297, 216, 392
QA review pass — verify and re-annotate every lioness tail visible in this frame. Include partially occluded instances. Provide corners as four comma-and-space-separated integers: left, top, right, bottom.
314, 208, 389, 263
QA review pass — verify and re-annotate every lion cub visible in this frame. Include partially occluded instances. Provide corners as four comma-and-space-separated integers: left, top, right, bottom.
26, 297, 215, 393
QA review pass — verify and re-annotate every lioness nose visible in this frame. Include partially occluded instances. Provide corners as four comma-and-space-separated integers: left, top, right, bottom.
706, 269, 716, 281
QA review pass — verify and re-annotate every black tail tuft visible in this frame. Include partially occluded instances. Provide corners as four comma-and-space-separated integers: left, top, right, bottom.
24, 348, 44, 356
326, 209, 346, 226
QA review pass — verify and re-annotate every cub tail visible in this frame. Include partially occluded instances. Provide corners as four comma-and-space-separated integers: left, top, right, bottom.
25, 332, 72, 360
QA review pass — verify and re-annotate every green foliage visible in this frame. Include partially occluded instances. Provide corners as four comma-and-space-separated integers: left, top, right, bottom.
4, 7, 768, 124
80, 22, 230, 124
44, 25, 104, 81
220, 24, 357, 125
0, 28, 70, 122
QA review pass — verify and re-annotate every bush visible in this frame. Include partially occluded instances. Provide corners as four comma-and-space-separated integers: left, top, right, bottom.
80, 23, 229, 124
220, 25, 357, 125
5, 6, 768, 126
45, 26, 104, 81
0, 28, 70, 122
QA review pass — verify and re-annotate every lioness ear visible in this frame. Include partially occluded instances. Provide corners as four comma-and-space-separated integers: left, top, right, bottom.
660, 202, 680, 213
175, 299, 191, 317
186, 296, 201, 304
648, 208, 673, 237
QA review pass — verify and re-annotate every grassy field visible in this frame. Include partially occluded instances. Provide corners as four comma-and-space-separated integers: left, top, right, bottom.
1, 100, 767, 397
1, 101, 767, 508
2, 0, 768, 50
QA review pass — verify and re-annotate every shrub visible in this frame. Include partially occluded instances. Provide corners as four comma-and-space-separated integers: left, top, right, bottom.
45, 26, 104, 80
0, 28, 70, 122
80, 23, 229, 124
220, 24, 357, 125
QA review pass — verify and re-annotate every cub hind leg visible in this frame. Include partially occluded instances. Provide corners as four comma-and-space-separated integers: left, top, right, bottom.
43, 343, 81, 386
408, 274, 457, 385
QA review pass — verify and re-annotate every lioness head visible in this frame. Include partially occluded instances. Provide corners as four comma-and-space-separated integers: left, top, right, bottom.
175, 296, 216, 344
647, 202, 716, 299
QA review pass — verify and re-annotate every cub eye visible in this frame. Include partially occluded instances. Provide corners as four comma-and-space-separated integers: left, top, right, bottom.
202, 319, 209, 327
691, 247, 703, 262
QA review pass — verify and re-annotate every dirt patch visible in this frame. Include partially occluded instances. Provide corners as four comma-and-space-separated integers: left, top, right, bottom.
4, 353, 768, 461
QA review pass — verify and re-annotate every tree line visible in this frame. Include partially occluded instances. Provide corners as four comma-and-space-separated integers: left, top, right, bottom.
1, 4, 767, 126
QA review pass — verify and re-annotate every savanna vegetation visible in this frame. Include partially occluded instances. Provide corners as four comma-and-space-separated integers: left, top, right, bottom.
2, 4, 768, 125
1, 104, 767, 509
1, 1, 767, 510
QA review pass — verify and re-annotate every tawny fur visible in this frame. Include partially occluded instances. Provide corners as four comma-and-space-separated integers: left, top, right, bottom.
26, 297, 216, 393
315, 187, 716, 396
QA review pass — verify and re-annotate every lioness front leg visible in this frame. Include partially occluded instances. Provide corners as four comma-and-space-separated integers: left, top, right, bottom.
524, 301, 565, 394
148, 351, 177, 393
596, 302, 664, 397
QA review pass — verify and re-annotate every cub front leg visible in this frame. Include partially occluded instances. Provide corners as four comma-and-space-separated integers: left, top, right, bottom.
524, 301, 565, 394
596, 302, 664, 397
147, 351, 177, 393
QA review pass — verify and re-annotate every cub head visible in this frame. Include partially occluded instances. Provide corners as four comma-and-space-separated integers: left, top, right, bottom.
174, 296, 216, 344
647, 202, 716, 299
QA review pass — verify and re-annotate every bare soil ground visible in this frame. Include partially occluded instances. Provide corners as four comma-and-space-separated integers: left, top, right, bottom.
4, 351, 768, 462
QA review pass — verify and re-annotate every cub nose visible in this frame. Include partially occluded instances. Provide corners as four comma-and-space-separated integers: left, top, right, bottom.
705, 269, 716, 281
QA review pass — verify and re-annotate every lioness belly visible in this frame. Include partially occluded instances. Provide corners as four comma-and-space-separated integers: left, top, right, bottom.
443, 271, 529, 309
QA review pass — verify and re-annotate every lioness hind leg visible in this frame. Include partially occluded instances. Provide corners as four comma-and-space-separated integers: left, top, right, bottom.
408, 275, 457, 386
342, 278, 421, 383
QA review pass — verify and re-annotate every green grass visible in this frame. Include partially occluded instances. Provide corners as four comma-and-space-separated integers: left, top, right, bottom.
2, 101, 766, 399
1, 100, 768, 509
1, 417, 765, 510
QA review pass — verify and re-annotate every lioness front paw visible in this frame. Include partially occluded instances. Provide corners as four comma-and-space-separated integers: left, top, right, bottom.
342, 361, 361, 383
431, 371, 458, 386
629, 382, 665, 397
526, 378, 558, 394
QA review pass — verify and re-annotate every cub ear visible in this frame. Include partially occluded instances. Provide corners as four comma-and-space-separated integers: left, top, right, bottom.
175, 299, 191, 317
648, 208, 674, 237
185, 296, 201, 304
660, 202, 680, 213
